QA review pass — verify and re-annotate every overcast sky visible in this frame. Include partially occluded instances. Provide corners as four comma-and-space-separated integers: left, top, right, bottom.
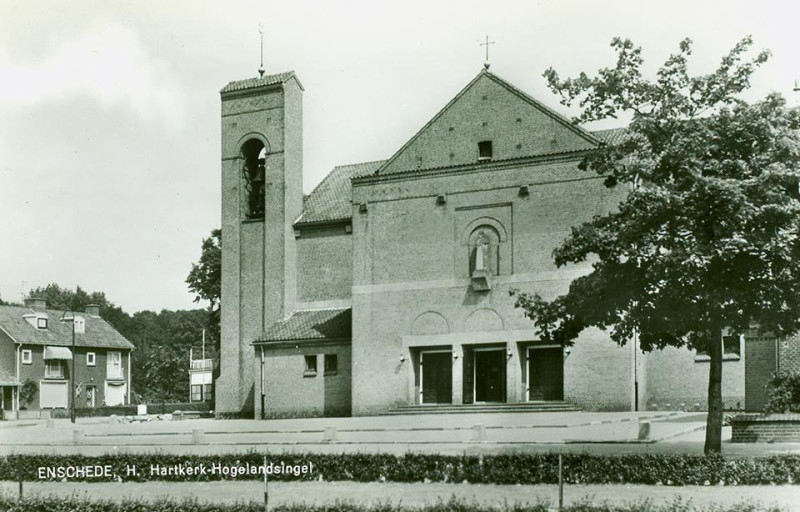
1, 0, 798, 313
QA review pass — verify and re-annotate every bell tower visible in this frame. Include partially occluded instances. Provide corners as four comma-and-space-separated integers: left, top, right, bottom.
216, 71, 303, 416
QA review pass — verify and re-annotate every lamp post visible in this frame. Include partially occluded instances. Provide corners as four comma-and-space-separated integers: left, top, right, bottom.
59, 309, 77, 424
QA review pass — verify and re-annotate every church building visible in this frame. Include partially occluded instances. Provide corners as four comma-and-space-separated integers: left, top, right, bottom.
214, 66, 752, 419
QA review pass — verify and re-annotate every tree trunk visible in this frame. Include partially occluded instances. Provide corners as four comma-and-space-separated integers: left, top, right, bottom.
704, 330, 723, 454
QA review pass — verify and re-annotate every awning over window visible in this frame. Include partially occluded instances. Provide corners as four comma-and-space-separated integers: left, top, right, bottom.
44, 346, 73, 360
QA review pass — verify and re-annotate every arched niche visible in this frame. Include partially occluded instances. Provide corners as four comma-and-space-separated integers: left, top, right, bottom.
411, 311, 450, 335
463, 308, 504, 332
457, 217, 509, 278
239, 136, 270, 220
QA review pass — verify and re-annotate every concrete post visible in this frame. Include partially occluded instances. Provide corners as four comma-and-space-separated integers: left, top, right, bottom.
192, 427, 204, 444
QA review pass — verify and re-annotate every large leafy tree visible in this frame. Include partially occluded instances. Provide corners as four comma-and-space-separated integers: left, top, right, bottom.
514, 37, 800, 453
186, 228, 221, 349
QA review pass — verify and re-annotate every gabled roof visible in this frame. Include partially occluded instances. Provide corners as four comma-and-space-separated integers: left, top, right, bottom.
220, 71, 303, 94
592, 127, 629, 145
375, 68, 603, 176
0, 305, 135, 350
254, 308, 351, 343
295, 161, 385, 226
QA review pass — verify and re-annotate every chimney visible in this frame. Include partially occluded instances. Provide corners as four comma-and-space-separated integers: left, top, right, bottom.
24, 297, 47, 309
85, 304, 101, 317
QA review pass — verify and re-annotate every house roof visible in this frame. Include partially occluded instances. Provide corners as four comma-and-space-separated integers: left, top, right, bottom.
0, 305, 135, 350
220, 71, 303, 94
254, 308, 351, 343
294, 161, 385, 225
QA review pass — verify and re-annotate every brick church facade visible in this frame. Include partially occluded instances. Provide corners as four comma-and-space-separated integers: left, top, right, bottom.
214, 66, 788, 419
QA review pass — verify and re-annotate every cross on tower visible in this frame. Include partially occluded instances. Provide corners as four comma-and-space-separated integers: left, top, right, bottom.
480, 36, 495, 70
258, 24, 265, 78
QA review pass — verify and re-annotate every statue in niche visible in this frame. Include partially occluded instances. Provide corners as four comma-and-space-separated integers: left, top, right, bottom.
474, 232, 490, 273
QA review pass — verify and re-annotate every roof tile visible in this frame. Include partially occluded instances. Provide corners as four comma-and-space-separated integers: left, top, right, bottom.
254, 308, 351, 343
0, 305, 135, 350
295, 161, 384, 225
220, 71, 299, 94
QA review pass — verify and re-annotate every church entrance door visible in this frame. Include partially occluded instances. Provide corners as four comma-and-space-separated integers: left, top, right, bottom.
474, 348, 506, 403
527, 346, 564, 401
420, 351, 452, 404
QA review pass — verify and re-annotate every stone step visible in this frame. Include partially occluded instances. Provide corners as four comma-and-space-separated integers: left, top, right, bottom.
382, 402, 578, 415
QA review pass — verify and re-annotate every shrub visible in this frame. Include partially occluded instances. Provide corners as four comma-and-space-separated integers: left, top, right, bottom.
18, 379, 37, 409
2, 452, 800, 486
763, 371, 800, 414
0, 496, 787, 512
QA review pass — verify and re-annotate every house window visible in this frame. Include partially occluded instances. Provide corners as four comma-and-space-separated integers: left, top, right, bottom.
304, 355, 317, 376
45, 360, 63, 379
478, 140, 493, 160
696, 334, 742, 361
107, 351, 122, 379
87, 352, 96, 366
324, 354, 338, 375
723, 335, 741, 357
73, 316, 85, 334
37, 317, 48, 329
203, 384, 212, 401
22, 349, 32, 364
191, 384, 203, 402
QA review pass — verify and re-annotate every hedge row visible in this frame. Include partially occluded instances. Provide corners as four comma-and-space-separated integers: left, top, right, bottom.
2, 452, 799, 486
0, 496, 786, 512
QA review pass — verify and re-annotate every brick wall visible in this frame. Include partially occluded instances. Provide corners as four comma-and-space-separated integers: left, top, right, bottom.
254, 341, 351, 419
645, 346, 745, 411
16, 345, 130, 410
731, 414, 800, 442
349, 152, 638, 414
296, 225, 353, 302
218, 77, 304, 416
745, 336, 777, 412
779, 333, 800, 372
378, 71, 595, 175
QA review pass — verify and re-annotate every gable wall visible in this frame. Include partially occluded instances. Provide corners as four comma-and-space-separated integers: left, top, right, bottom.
379, 73, 596, 175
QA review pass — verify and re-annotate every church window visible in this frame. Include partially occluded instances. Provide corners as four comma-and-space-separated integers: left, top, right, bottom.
304, 355, 317, 376
324, 354, 338, 375
242, 139, 266, 220
478, 141, 492, 161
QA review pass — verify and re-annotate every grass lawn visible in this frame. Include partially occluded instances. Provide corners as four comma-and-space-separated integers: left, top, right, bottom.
1, 481, 797, 511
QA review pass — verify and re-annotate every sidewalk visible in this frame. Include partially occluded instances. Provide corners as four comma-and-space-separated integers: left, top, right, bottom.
1, 481, 798, 511
2, 411, 799, 456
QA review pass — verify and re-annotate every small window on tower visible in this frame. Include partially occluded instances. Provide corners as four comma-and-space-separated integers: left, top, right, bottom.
478, 141, 493, 161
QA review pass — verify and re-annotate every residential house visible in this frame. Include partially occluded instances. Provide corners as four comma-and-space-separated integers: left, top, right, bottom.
0, 297, 135, 419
